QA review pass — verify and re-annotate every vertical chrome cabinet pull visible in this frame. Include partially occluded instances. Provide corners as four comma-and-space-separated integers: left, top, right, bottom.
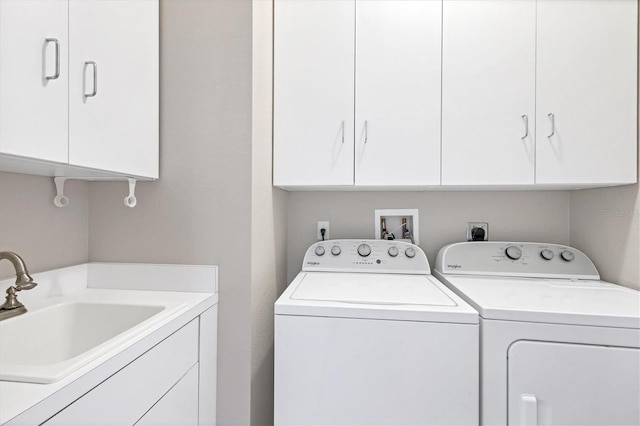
521, 115, 528, 140
84, 61, 97, 98
341, 121, 345, 143
364, 121, 368, 143
547, 113, 555, 138
45, 38, 60, 80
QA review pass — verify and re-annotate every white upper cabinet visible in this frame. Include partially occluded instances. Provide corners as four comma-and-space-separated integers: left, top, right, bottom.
536, 0, 637, 186
69, 0, 159, 179
274, 0, 355, 187
355, 0, 441, 186
0, 0, 69, 164
274, 0, 442, 188
442, 0, 536, 186
0, 0, 158, 180
273, 0, 637, 190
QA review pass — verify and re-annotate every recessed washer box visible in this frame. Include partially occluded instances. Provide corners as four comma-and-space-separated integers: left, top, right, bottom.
374, 208, 419, 245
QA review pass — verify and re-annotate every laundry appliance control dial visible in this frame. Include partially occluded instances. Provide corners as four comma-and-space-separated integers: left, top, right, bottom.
540, 249, 554, 260
405, 248, 416, 258
314, 246, 325, 256
561, 250, 575, 262
357, 243, 372, 257
505, 246, 522, 260
388, 246, 399, 257
331, 245, 341, 256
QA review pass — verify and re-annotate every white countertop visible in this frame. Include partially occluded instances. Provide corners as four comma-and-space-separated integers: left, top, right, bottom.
0, 263, 218, 426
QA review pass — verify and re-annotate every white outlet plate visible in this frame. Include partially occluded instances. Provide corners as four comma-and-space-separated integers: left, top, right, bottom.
317, 221, 330, 241
374, 209, 419, 245
467, 222, 489, 241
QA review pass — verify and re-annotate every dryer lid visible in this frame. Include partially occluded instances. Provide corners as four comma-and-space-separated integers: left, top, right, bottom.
438, 275, 640, 329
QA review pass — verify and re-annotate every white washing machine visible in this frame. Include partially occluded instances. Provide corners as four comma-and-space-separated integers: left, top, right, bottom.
433, 241, 640, 426
274, 239, 479, 426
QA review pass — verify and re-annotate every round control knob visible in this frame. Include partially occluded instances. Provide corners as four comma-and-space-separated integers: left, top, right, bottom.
560, 250, 575, 262
505, 245, 522, 260
388, 246, 399, 257
405, 247, 416, 258
314, 246, 325, 256
357, 243, 372, 257
330, 245, 341, 256
540, 249, 554, 260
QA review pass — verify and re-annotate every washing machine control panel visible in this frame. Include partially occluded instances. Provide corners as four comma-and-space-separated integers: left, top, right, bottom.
434, 242, 600, 280
303, 239, 430, 274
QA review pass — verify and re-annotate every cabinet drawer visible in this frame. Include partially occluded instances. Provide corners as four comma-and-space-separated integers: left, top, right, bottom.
43, 319, 199, 426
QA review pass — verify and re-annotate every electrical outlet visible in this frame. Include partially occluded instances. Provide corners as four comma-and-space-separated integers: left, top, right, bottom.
467, 222, 489, 241
317, 221, 330, 241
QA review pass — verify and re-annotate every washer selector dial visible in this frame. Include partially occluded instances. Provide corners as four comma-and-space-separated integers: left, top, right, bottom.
388, 246, 399, 257
314, 246, 325, 256
331, 245, 341, 256
560, 250, 575, 262
357, 243, 372, 257
505, 245, 522, 260
405, 247, 416, 258
540, 249, 554, 260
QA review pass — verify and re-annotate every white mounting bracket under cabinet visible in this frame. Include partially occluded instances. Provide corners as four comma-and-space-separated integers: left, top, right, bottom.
54, 177, 138, 208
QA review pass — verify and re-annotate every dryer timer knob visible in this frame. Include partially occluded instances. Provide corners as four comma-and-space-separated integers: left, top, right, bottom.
314, 246, 325, 256
388, 246, 399, 257
561, 250, 575, 262
540, 249, 554, 260
505, 245, 522, 260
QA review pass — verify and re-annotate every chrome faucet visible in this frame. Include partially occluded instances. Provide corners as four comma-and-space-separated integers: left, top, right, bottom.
0, 251, 38, 321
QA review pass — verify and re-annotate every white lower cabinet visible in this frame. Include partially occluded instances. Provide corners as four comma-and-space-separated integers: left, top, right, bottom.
43, 320, 199, 426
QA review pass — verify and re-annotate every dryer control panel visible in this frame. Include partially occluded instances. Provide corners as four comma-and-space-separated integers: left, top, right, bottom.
303, 239, 430, 274
434, 242, 600, 280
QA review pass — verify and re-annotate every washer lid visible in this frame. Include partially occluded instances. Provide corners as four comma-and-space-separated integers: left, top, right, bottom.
275, 272, 478, 324
292, 273, 456, 306
437, 275, 640, 329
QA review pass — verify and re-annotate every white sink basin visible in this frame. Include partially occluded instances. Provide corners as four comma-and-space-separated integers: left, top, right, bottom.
0, 302, 165, 384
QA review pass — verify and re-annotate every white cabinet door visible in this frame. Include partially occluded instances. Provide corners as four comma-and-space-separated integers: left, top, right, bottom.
355, 1, 441, 186
136, 364, 199, 426
536, 0, 637, 186
273, 0, 355, 187
68, 0, 159, 179
0, 0, 68, 163
441, 0, 535, 186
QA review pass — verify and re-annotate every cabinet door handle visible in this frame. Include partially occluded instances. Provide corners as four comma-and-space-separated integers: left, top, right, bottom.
547, 113, 555, 138
364, 120, 368, 144
45, 38, 60, 80
521, 114, 528, 140
341, 120, 345, 143
84, 61, 98, 98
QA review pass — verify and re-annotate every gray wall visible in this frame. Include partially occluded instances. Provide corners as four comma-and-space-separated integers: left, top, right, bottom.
89, 1, 254, 424
285, 191, 571, 282
570, 184, 639, 290
0, 172, 88, 279
250, 1, 289, 424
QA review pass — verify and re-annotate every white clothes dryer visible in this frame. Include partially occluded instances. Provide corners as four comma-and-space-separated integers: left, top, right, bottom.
274, 239, 479, 426
434, 241, 640, 426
